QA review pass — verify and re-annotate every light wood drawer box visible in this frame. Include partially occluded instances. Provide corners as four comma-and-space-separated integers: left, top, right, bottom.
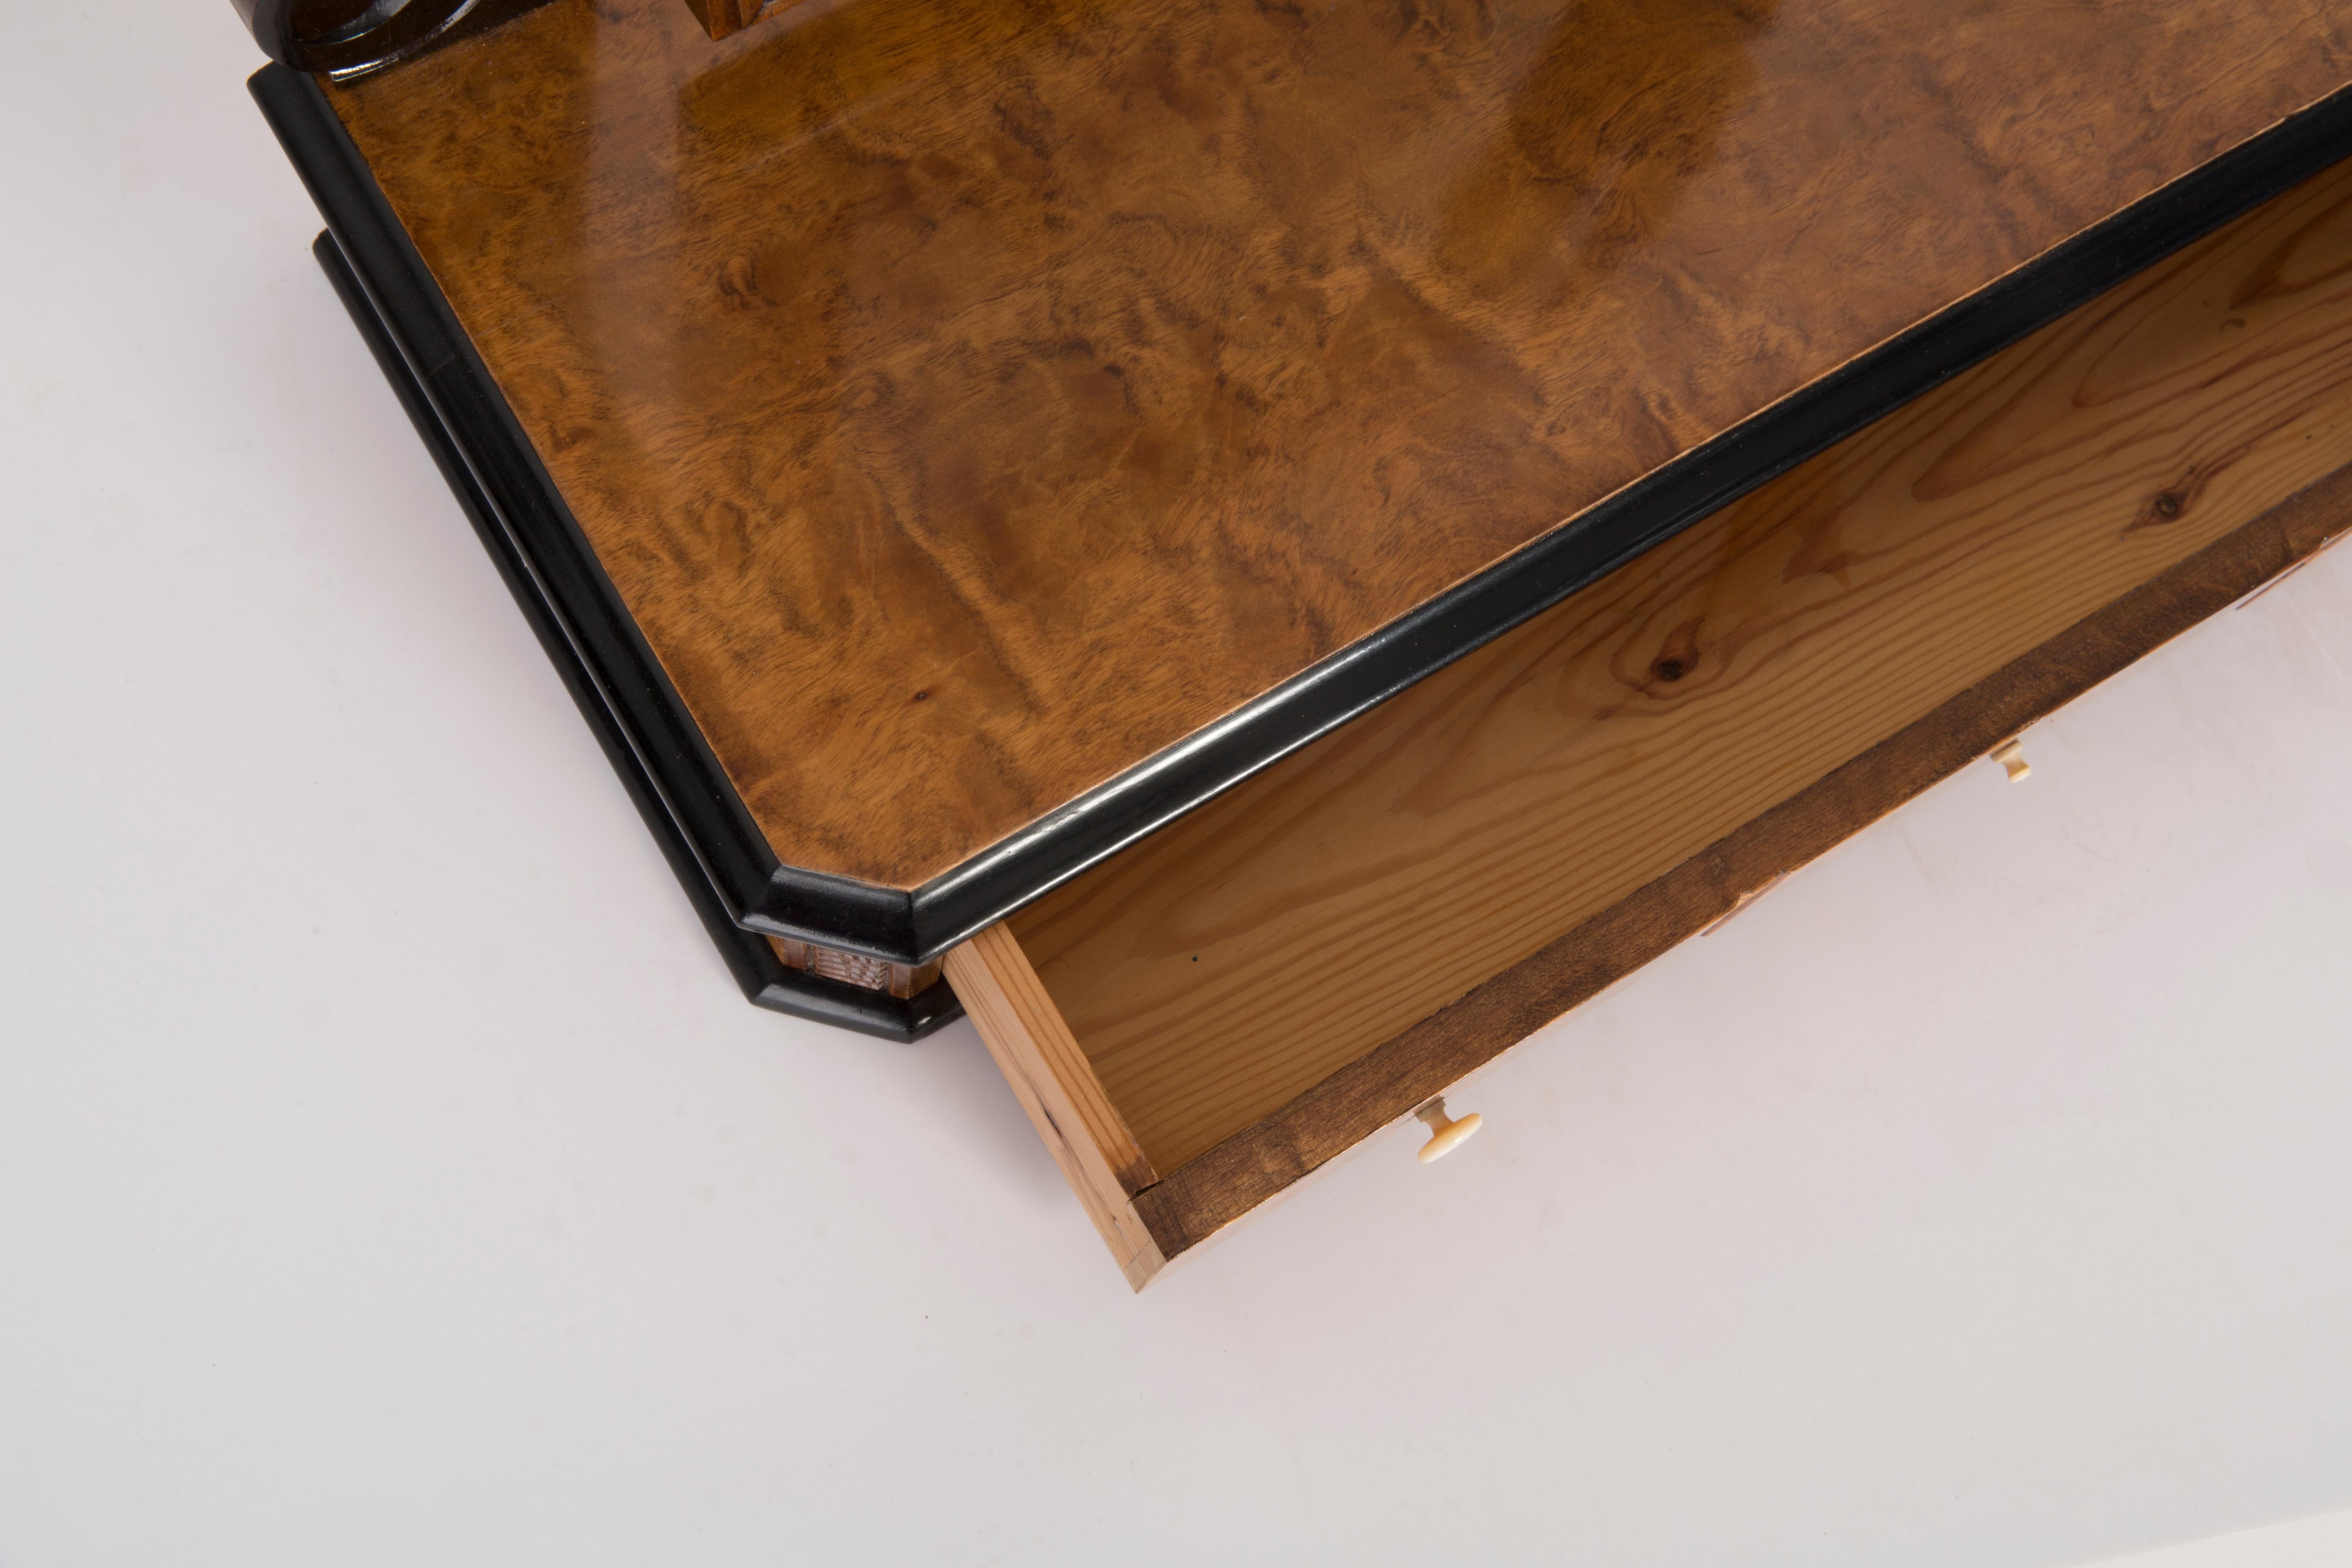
947, 163, 2352, 1287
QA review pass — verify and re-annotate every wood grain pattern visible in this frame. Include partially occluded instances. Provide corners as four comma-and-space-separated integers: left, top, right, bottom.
327, 0, 2352, 891
1014, 158, 2352, 1174
766, 937, 941, 998
942, 925, 1163, 1288
678, 0, 797, 42
1130, 462, 2352, 1259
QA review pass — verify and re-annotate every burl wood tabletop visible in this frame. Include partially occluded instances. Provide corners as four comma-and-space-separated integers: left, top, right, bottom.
329, 0, 2352, 892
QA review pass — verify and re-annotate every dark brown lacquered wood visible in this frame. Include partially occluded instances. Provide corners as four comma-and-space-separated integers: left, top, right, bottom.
328, 0, 2352, 894
1012, 156, 2352, 1174
679, 0, 796, 42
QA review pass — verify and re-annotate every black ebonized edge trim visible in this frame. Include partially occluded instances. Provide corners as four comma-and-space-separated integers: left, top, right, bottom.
260, 61, 2352, 975
313, 229, 959, 1040
251, 67, 773, 927
255, 65, 954, 969
904, 83, 2352, 958
232, 0, 562, 78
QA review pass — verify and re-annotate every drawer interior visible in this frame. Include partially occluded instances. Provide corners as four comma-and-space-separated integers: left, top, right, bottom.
948, 154, 2352, 1287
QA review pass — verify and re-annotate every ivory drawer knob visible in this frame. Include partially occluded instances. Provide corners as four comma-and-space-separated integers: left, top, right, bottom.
1414, 1097, 1483, 1163
1990, 737, 2032, 782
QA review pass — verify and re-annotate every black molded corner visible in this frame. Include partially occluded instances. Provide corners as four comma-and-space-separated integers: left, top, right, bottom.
313, 229, 960, 1040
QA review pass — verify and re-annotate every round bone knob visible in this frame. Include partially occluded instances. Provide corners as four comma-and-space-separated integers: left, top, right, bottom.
1414, 1097, 1483, 1163
1990, 737, 2031, 782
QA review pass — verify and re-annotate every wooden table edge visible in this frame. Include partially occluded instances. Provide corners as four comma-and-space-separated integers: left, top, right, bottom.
254, 60, 2352, 980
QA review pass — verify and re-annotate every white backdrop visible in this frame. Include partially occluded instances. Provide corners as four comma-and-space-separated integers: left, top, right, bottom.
4, 6, 2351, 1564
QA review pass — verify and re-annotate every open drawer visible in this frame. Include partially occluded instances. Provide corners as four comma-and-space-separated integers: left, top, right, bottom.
945, 156, 2352, 1290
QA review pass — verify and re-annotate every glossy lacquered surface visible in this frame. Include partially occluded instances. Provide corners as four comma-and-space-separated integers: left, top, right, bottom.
310, 225, 963, 1039
1011, 154, 2352, 1173
234, 0, 557, 77
30, 19, 2352, 1548
329, 0, 2352, 898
